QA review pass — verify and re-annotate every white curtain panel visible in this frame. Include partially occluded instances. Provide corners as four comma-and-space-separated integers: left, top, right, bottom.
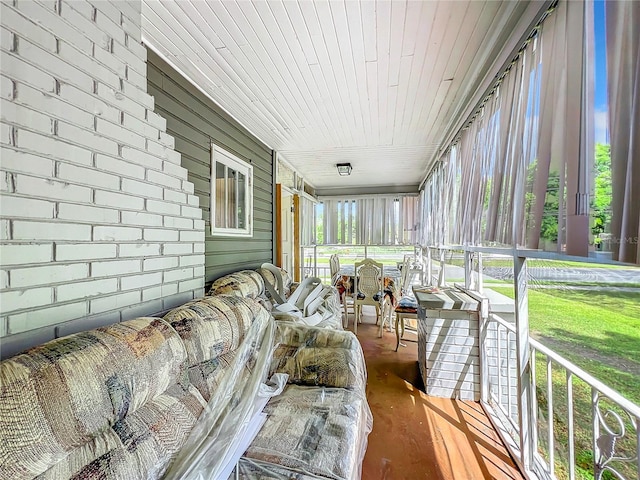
300, 196, 316, 246
320, 195, 419, 245
606, 0, 640, 264
421, 0, 596, 256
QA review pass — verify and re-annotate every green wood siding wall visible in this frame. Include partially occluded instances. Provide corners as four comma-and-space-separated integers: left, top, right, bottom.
147, 50, 274, 282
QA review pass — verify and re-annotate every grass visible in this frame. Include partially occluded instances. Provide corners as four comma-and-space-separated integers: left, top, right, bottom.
490, 286, 640, 478
447, 257, 634, 269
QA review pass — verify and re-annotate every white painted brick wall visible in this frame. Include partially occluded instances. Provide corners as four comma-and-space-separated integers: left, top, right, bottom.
56, 278, 119, 302
11, 263, 89, 288
119, 243, 161, 257
143, 228, 179, 242
8, 302, 88, 334
56, 243, 117, 261
0, 244, 53, 265
0, 0, 204, 344
120, 272, 162, 290
93, 225, 142, 242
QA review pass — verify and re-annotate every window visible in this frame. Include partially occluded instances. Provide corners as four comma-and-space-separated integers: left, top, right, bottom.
211, 144, 252, 237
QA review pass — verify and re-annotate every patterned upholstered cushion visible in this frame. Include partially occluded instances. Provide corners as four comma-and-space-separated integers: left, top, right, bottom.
275, 324, 359, 350
207, 270, 265, 298
39, 383, 205, 480
236, 459, 319, 479
270, 345, 363, 389
395, 294, 419, 313
0, 317, 204, 480
183, 349, 238, 402
243, 385, 371, 480
270, 324, 366, 390
163, 295, 272, 402
163, 295, 267, 365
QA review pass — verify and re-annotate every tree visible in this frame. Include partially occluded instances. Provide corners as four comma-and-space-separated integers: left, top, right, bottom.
524, 159, 560, 243
591, 143, 612, 236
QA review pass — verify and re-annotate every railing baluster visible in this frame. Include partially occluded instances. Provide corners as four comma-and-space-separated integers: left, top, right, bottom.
497, 324, 503, 409
592, 387, 599, 479
531, 347, 538, 454
636, 419, 639, 480
547, 356, 554, 477
507, 329, 513, 421
567, 371, 575, 480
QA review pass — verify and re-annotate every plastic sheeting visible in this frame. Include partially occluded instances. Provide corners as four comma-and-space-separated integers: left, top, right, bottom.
238, 385, 373, 480
165, 289, 370, 479
166, 319, 372, 480
237, 323, 374, 479
164, 311, 286, 480
270, 323, 368, 393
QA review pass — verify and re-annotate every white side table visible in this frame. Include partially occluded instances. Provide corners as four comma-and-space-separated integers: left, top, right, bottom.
413, 286, 480, 401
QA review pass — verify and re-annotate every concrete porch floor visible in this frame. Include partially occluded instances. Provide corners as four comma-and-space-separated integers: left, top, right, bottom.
347, 310, 524, 480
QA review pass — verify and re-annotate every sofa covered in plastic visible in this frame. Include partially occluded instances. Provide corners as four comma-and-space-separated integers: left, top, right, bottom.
0, 269, 371, 480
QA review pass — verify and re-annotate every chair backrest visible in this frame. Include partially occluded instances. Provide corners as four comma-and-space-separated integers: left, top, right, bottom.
260, 262, 284, 296
329, 254, 340, 283
354, 258, 383, 301
399, 255, 413, 292
413, 245, 422, 262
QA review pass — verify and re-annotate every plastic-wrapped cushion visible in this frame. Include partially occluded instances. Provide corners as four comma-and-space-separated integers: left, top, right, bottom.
270, 324, 367, 391
163, 295, 265, 365
163, 308, 284, 480
207, 270, 265, 299
0, 317, 204, 480
275, 323, 359, 349
182, 349, 238, 403
235, 460, 320, 479
40, 382, 205, 480
242, 385, 373, 480
163, 295, 270, 402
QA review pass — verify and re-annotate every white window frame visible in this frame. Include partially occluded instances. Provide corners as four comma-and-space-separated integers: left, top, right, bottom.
210, 144, 253, 237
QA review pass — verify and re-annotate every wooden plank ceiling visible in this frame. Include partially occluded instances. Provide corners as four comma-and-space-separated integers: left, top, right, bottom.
141, 1, 542, 195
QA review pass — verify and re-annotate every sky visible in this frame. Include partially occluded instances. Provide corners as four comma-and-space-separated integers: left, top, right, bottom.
594, 0, 609, 144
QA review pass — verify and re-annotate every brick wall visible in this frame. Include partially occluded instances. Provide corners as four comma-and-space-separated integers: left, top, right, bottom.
0, 0, 205, 356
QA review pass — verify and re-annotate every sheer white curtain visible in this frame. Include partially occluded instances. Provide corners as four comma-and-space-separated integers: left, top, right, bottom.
420, 0, 596, 256
530, 0, 594, 255
606, 1, 640, 264
321, 195, 419, 245
300, 195, 316, 246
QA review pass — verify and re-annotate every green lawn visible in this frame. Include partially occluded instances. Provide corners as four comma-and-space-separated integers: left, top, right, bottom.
447, 257, 634, 269
491, 286, 640, 479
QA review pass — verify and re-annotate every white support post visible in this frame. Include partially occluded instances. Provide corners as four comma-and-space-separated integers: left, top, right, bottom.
464, 250, 473, 289
313, 245, 318, 278
479, 298, 489, 404
514, 254, 534, 474
426, 248, 433, 285
438, 249, 446, 287
477, 252, 483, 294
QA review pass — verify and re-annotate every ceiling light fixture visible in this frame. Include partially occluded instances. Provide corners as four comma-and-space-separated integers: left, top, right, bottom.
336, 163, 352, 176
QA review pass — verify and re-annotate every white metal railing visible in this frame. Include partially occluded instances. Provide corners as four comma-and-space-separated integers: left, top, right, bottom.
485, 313, 519, 434
484, 313, 640, 480
529, 338, 640, 480
422, 245, 640, 480
299, 244, 420, 284
299, 243, 639, 479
